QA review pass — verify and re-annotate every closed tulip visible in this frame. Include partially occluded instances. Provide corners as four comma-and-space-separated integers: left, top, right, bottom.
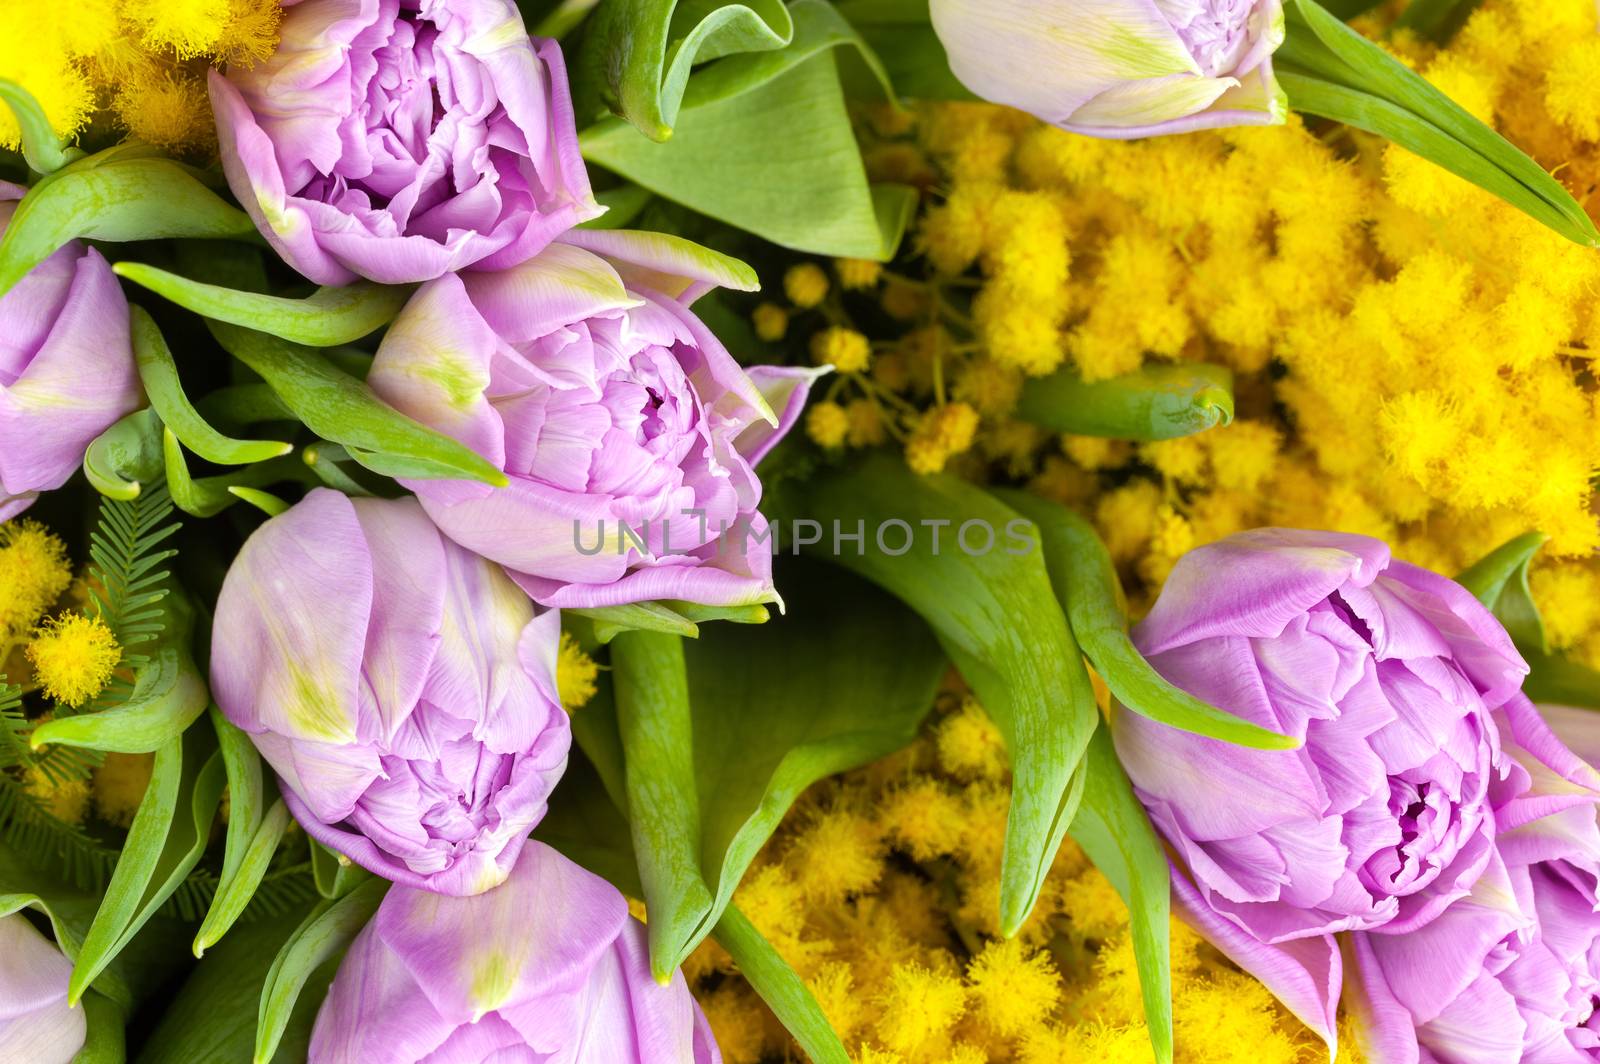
211, 490, 570, 896
930, 0, 1286, 138
0, 181, 141, 519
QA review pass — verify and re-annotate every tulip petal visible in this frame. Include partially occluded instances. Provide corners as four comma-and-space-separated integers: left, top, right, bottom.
736, 366, 830, 467
374, 841, 628, 1025
561, 228, 759, 306
368, 275, 508, 474
1134, 528, 1390, 654
1346, 935, 1424, 1064
1172, 862, 1342, 1049
310, 916, 458, 1064
350, 497, 448, 745
930, 0, 1199, 125
0, 915, 84, 1064
212, 488, 370, 746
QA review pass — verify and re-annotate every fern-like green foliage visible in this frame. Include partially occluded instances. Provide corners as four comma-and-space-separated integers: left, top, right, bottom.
0, 488, 182, 885
0, 684, 24, 770
86, 484, 180, 679
0, 775, 122, 888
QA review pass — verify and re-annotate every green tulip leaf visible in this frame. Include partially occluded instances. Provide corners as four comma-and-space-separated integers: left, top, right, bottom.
70, 728, 226, 1003
83, 409, 165, 502
832, 0, 976, 100
605, 561, 946, 976
571, 602, 701, 643
0, 154, 254, 296
194, 709, 275, 956
775, 454, 1098, 936
162, 430, 306, 519
715, 903, 850, 1063
998, 491, 1297, 750
1068, 723, 1174, 1064
1280, 0, 1598, 246
28, 640, 207, 755
580, 0, 914, 260
0, 77, 81, 174
131, 307, 291, 466
228, 487, 291, 517
537, 751, 850, 1064
73, 988, 127, 1064
254, 879, 388, 1064
208, 322, 508, 487
1456, 533, 1600, 709
574, 0, 793, 138
116, 263, 410, 347
138, 896, 328, 1064
1016, 362, 1235, 441
1393, 0, 1480, 38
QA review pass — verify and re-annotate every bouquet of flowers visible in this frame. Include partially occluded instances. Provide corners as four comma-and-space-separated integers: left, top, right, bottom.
3, 0, 1599, 1061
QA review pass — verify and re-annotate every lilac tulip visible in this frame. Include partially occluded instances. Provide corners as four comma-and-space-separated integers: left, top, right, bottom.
367, 228, 822, 610
0, 914, 84, 1064
211, 489, 570, 896
1111, 529, 1584, 1045
0, 181, 141, 519
208, 0, 598, 285
309, 840, 720, 1063
930, 0, 1286, 139
1351, 699, 1600, 1064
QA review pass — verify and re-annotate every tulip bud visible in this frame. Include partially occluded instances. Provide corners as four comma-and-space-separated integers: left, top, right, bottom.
0, 182, 141, 519
211, 490, 570, 896
930, 0, 1287, 138
309, 842, 720, 1063
0, 913, 86, 1064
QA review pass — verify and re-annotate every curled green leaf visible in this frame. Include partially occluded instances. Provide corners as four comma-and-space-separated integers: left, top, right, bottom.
0, 154, 254, 296
28, 641, 207, 754
575, 0, 794, 140
0, 77, 81, 174
999, 492, 1298, 750
209, 322, 508, 487
131, 306, 291, 466
228, 486, 291, 517
84, 409, 165, 500
116, 262, 411, 347
194, 800, 291, 958
163, 430, 306, 518
579, 1, 914, 260
1016, 362, 1234, 441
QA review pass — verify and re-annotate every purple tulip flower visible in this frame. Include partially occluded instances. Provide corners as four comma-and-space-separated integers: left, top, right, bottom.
0, 181, 141, 519
1352, 699, 1600, 1064
1112, 529, 1591, 1046
0, 914, 84, 1064
309, 841, 721, 1063
209, 0, 599, 285
930, 0, 1286, 139
211, 490, 570, 896
367, 228, 822, 610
